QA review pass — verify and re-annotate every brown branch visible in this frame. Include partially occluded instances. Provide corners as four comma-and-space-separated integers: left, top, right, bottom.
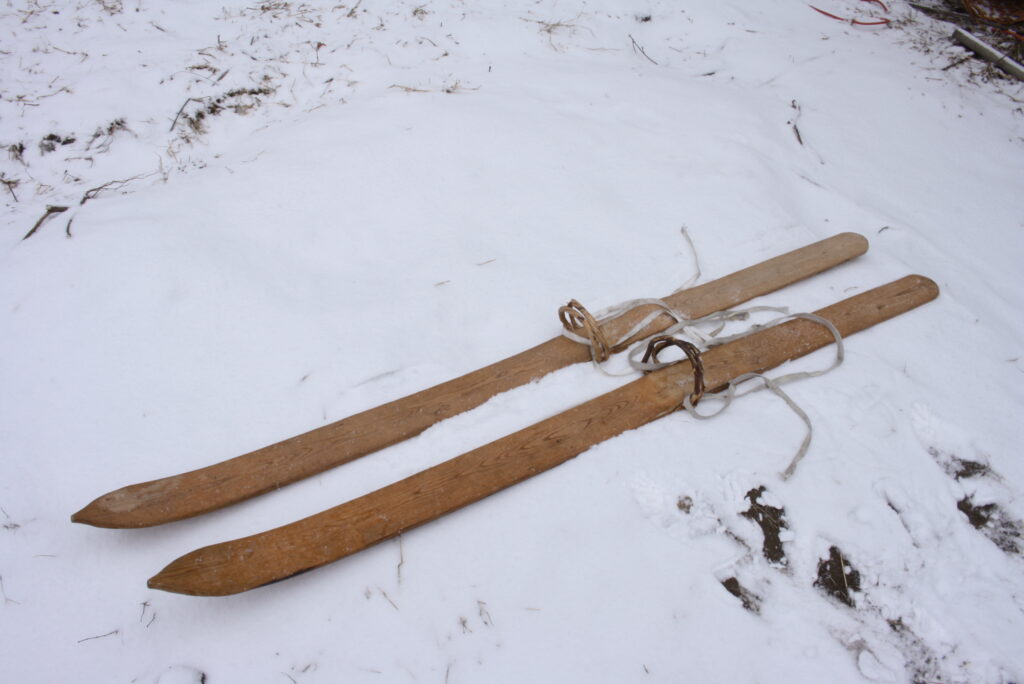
22, 205, 69, 240
80, 174, 147, 205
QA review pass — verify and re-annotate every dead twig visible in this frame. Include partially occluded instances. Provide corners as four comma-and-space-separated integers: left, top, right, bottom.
0, 574, 19, 605
170, 97, 204, 132
1, 507, 20, 531
1, 174, 19, 201
478, 600, 493, 626
389, 84, 429, 93
629, 33, 658, 65
77, 629, 119, 644
943, 55, 973, 71
908, 2, 970, 21
80, 174, 148, 205
379, 588, 398, 610
790, 99, 804, 145
443, 81, 479, 94
37, 86, 73, 100
523, 15, 590, 51
396, 535, 405, 585
23, 205, 69, 240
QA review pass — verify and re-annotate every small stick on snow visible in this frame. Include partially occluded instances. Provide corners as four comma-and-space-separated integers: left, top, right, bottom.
22, 205, 68, 240
389, 84, 429, 93
80, 174, 150, 205
1, 507, 19, 531
377, 587, 399, 610
629, 34, 658, 65
478, 600, 493, 626
790, 100, 804, 146
170, 97, 203, 132
77, 629, 119, 644
838, 549, 851, 595
396, 535, 405, 585
942, 55, 972, 71
0, 574, 20, 605
1, 174, 19, 201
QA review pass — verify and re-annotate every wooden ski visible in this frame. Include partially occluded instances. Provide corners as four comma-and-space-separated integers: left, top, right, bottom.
148, 275, 938, 596
72, 233, 867, 529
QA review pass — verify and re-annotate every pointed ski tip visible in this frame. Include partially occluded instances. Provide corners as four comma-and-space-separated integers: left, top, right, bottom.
70, 500, 110, 527
147, 562, 207, 597
147, 549, 243, 597
70, 478, 195, 528
146, 572, 179, 594
69, 495, 135, 529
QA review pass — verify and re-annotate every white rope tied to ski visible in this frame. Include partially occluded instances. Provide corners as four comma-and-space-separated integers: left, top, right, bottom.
625, 305, 790, 373
557, 226, 844, 479
560, 225, 707, 376
679, 312, 845, 480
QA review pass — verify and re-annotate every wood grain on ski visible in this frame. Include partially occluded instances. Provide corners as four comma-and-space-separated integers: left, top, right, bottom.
148, 275, 937, 596
72, 233, 867, 528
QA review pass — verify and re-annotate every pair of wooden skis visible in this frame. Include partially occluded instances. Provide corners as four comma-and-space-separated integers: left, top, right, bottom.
72, 233, 939, 596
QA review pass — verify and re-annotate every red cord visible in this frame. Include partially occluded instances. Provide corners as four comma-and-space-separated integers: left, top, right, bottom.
998, 27, 1024, 43
810, 5, 846, 21
810, 3, 890, 25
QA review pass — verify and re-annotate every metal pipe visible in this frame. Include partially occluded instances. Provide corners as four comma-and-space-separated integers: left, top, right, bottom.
952, 28, 1024, 81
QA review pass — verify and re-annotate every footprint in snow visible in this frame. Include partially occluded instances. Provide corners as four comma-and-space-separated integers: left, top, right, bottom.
913, 403, 1023, 556
740, 485, 791, 567
927, 445, 1023, 556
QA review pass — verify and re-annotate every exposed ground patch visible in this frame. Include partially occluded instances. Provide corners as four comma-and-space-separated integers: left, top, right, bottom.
741, 486, 788, 565
814, 545, 861, 607
719, 576, 761, 614
927, 447, 1023, 555
957, 495, 1022, 554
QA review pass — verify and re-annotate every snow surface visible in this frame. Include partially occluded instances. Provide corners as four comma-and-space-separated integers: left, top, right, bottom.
2, 1, 1023, 682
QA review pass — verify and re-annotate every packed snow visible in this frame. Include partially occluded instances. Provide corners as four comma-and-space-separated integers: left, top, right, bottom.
1, 1, 1023, 682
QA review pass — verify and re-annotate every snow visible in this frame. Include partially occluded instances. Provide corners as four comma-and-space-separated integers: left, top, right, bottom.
2, 0, 1023, 682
